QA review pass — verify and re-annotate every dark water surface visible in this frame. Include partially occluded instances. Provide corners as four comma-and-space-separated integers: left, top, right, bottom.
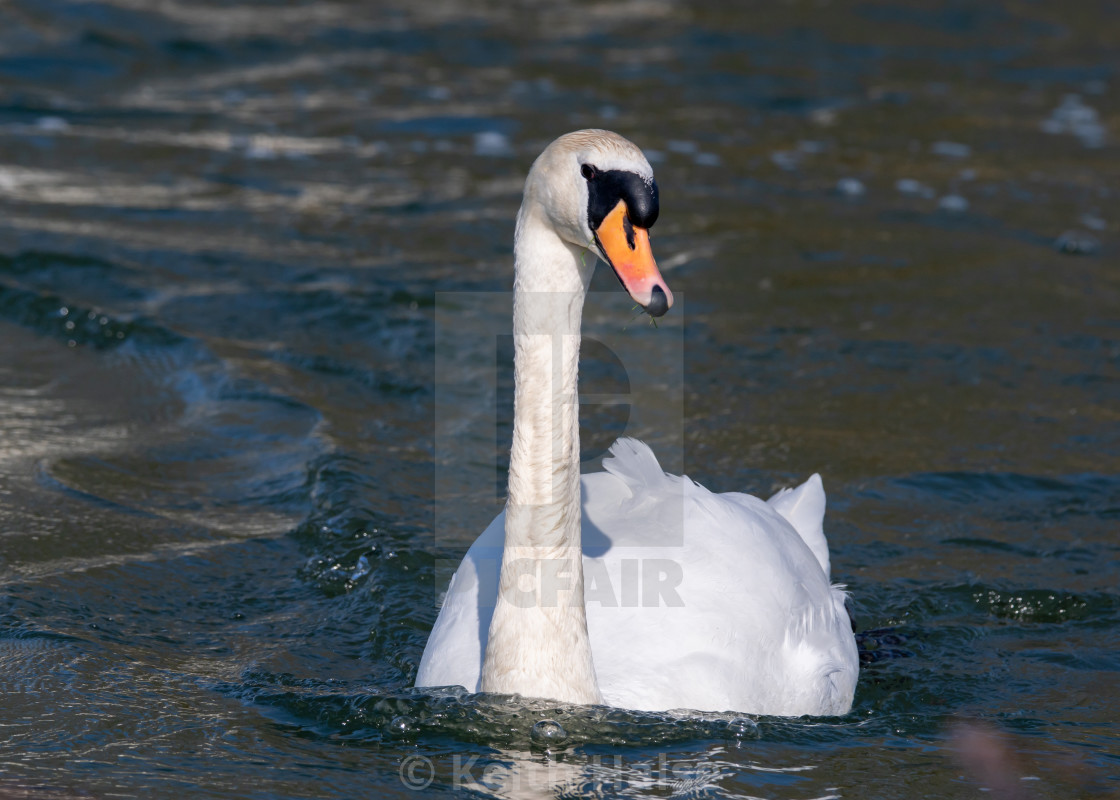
0, 1, 1117, 797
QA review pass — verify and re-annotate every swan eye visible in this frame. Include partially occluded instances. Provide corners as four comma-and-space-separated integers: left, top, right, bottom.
580, 164, 596, 181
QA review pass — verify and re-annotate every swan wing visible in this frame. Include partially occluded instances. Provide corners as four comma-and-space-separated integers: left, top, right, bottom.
766, 472, 830, 578
414, 513, 503, 692
582, 439, 857, 715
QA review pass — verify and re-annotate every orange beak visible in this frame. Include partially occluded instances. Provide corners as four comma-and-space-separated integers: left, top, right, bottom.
593, 200, 674, 317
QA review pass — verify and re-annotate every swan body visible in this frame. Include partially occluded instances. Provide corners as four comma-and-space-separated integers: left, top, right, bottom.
415, 130, 858, 716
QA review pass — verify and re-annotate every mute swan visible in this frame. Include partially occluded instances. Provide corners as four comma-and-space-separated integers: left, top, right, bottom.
416, 130, 858, 716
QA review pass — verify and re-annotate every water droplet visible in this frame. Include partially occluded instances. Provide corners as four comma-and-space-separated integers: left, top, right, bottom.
530, 719, 568, 746
724, 717, 758, 740
387, 716, 414, 735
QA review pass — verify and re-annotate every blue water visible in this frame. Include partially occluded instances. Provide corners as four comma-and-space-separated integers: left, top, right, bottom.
0, 2, 1117, 797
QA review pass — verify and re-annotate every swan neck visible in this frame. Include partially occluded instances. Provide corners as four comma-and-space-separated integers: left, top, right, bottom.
480, 203, 601, 706
505, 206, 588, 536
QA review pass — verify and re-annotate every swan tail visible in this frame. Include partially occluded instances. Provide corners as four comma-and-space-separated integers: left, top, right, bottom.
767, 473, 831, 578
602, 437, 671, 490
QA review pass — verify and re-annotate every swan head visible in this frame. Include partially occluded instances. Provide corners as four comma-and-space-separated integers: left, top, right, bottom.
520, 129, 674, 317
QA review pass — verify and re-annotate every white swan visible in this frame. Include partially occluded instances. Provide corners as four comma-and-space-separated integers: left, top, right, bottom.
416, 130, 858, 716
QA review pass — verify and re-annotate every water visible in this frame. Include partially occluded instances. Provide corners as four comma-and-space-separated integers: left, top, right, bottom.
0, 1, 1117, 797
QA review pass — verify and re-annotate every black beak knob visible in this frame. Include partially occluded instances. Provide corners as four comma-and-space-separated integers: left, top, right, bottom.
645, 285, 669, 318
